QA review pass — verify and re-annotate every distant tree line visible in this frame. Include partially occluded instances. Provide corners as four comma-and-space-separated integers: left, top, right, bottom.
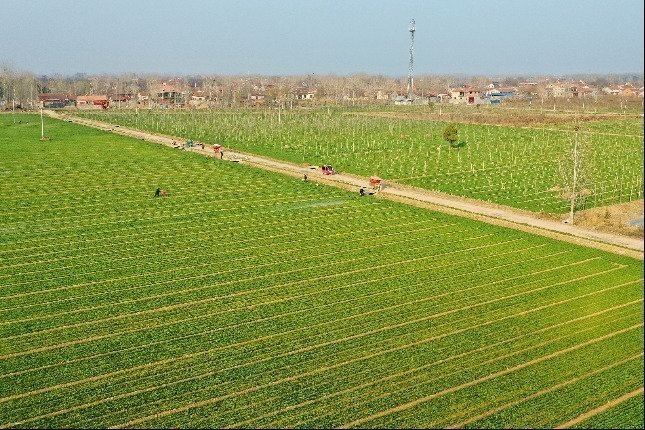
1, 63, 642, 110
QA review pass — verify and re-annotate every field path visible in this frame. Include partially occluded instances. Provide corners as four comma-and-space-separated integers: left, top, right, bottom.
49, 111, 643, 259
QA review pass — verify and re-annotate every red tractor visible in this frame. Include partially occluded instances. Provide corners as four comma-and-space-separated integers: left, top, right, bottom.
321, 165, 335, 175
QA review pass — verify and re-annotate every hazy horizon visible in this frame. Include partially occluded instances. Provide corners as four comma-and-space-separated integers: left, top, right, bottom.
2, 0, 643, 78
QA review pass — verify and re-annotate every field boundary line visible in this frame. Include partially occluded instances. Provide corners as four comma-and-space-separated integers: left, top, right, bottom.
1, 221, 457, 300
0, 220, 457, 287
555, 386, 644, 429
75, 306, 642, 429
110, 322, 645, 429
1, 234, 511, 337
112, 310, 641, 429
282, 308, 643, 428
0, 239, 539, 360
2, 247, 567, 380
337, 323, 644, 429
1, 242, 556, 356
226, 303, 643, 429
447, 355, 643, 429
1, 222, 455, 316
0, 209, 426, 265
5, 292, 640, 428
0, 205, 373, 275
0, 194, 370, 250
3, 273, 638, 408
1, 231, 494, 329
2, 213, 431, 294
0, 250, 602, 362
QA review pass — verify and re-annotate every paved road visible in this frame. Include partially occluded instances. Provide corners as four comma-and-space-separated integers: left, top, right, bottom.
51, 111, 644, 260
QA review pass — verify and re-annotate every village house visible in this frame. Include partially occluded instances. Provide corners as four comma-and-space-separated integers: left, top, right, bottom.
38, 93, 73, 108
76, 95, 110, 109
617, 83, 640, 97
287, 86, 316, 101
518, 82, 539, 95
601, 83, 643, 97
545, 82, 569, 98
449, 86, 486, 105
247, 92, 268, 107
154, 82, 189, 107
189, 90, 207, 107
375, 89, 392, 100
137, 92, 150, 106
602, 85, 622, 96
485, 86, 517, 103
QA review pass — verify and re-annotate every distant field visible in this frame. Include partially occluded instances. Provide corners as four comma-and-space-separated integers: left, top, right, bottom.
1, 114, 643, 428
76, 106, 644, 215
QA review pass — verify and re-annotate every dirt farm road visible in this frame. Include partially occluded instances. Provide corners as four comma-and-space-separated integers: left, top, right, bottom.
51, 111, 644, 260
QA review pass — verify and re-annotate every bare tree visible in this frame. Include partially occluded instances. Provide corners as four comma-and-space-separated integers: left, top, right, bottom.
555, 120, 595, 224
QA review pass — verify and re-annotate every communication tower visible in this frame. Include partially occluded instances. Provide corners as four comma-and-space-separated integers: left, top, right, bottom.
407, 19, 416, 100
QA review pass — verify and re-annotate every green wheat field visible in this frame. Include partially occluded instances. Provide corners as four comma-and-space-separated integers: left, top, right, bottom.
1, 113, 643, 428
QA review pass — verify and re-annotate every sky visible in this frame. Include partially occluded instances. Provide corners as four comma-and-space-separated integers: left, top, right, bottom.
2, 0, 643, 78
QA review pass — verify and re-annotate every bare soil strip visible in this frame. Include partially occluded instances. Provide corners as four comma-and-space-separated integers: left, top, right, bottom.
338, 323, 644, 429
4, 213, 424, 294
0, 243, 573, 359
4, 276, 637, 422
47, 112, 644, 259
228, 302, 642, 429
1, 221, 458, 300
555, 387, 644, 429
0, 225, 458, 292
285, 325, 640, 429
448, 355, 642, 428
2, 247, 565, 382
111, 322, 644, 429
5, 291, 639, 428
0, 235, 513, 342
83, 304, 629, 429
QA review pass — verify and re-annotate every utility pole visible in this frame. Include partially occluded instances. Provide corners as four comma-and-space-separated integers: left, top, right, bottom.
407, 19, 415, 100
40, 107, 45, 139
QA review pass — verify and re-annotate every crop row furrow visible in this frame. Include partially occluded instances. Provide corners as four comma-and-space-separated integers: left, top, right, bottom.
1, 246, 572, 382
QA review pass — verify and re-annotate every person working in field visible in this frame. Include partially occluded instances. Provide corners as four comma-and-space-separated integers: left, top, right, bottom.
154, 188, 161, 197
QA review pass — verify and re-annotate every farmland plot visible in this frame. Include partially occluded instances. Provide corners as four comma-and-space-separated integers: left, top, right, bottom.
1, 115, 643, 428
76, 108, 644, 214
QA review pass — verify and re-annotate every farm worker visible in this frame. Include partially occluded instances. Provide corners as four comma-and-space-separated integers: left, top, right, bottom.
220, 151, 224, 159
303, 173, 308, 182
154, 188, 161, 197
359, 188, 365, 196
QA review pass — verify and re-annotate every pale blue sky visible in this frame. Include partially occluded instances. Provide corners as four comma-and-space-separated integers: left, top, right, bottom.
2, 0, 643, 77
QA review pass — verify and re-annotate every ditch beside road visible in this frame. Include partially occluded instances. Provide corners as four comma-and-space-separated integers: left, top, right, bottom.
50, 111, 644, 260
